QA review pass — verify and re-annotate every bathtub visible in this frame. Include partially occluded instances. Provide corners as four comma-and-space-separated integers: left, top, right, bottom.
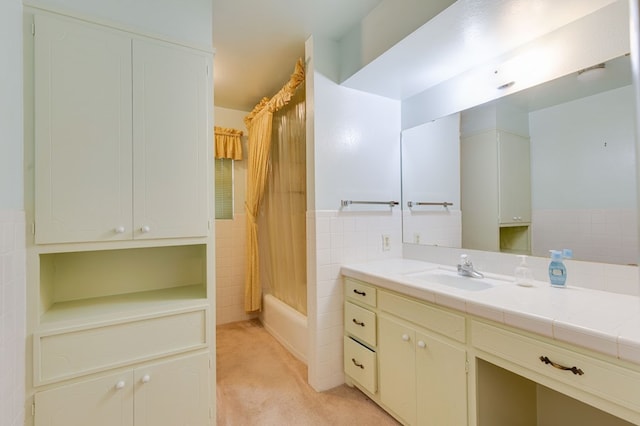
260, 294, 308, 364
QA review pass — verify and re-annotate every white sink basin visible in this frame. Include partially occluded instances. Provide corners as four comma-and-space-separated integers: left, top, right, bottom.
405, 268, 508, 291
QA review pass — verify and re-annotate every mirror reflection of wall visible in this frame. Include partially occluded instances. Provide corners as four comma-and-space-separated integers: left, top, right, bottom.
401, 113, 461, 247
401, 54, 637, 265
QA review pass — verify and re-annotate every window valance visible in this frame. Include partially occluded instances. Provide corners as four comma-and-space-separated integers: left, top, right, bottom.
214, 126, 243, 160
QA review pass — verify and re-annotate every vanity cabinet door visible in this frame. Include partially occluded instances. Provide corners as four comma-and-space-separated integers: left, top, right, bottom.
134, 352, 210, 426
416, 331, 467, 426
35, 371, 134, 426
378, 315, 417, 425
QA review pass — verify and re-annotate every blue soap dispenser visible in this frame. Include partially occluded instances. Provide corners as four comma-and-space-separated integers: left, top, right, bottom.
548, 250, 567, 287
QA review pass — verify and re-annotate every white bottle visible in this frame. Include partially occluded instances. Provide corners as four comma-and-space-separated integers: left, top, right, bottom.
514, 255, 534, 287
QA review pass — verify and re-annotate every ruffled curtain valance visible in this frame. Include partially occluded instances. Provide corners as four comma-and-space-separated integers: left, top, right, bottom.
214, 126, 243, 160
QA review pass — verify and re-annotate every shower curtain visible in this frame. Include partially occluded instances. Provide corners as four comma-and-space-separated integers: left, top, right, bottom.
243, 59, 305, 313
258, 84, 307, 314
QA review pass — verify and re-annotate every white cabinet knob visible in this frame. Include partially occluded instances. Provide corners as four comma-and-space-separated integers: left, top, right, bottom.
140, 225, 151, 233
417, 340, 426, 348
141, 374, 151, 384
115, 380, 126, 390
402, 334, 410, 342
114, 226, 125, 234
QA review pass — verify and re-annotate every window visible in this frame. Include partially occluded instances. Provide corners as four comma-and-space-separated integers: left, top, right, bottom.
215, 158, 233, 219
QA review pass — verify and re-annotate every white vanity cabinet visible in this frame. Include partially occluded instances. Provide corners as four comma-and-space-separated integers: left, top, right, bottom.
343, 278, 468, 426
34, 13, 209, 244
378, 291, 467, 426
472, 320, 640, 425
461, 129, 531, 253
34, 352, 209, 426
343, 279, 378, 394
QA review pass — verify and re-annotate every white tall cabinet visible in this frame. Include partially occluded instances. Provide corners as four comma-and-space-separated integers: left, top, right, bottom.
461, 129, 531, 253
25, 10, 214, 426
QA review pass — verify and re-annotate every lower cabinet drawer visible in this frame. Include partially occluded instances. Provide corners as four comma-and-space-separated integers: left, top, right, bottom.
345, 301, 376, 346
34, 308, 208, 385
344, 336, 377, 394
472, 321, 640, 414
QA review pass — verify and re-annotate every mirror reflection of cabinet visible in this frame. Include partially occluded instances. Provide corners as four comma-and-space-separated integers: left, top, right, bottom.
461, 103, 531, 254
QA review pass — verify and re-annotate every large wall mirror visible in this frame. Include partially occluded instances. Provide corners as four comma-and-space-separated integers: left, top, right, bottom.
400, 0, 637, 265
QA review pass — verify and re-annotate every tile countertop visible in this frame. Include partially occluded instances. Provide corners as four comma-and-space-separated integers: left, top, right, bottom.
341, 258, 640, 366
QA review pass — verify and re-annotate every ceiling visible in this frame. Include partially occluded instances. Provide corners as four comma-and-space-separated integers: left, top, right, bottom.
212, 0, 382, 112
212, 0, 625, 115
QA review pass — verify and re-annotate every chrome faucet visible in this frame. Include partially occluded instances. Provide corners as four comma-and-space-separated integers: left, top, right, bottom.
457, 254, 484, 278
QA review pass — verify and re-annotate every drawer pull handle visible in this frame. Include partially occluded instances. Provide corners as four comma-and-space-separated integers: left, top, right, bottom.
115, 380, 126, 390
353, 289, 366, 296
352, 318, 365, 327
351, 358, 364, 369
539, 356, 584, 375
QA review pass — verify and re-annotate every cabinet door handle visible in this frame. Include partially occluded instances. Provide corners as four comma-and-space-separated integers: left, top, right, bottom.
351, 358, 364, 369
114, 226, 125, 234
539, 356, 584, 375
353, 289, 366, 296
115, 380, 126, 390
402, 334, 410, 342
417, 340, 426, 348
141, 374, 151, 384
352, 318, 365, 327
140, 225, 151, 233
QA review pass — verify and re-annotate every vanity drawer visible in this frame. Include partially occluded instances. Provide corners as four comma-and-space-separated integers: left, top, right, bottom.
345, 301, 376, 346
34, 308, 208, 385
472, 321, 640, 414
379, 290, 465, 343
344, 336, 377, 394
344, 278, 377, 307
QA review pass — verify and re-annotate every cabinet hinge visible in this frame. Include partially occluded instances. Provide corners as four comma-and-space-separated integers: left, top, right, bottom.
31, 222, 36, 235
465, 360, 469, 374
31, 402, 35, 416
208, 220, 212, 230
209, 407, 212, 419
31, 22, 35, 36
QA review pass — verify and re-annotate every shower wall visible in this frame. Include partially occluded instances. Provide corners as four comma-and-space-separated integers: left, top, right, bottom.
214, 107, 254, 325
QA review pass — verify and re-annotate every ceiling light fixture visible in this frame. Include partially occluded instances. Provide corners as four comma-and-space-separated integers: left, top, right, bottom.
577, 63, 606, 82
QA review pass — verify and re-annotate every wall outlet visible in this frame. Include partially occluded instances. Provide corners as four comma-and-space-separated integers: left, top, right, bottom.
382, 234, 391, 251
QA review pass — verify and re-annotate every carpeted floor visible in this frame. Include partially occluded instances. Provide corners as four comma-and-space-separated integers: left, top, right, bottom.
216, 319, 400, 426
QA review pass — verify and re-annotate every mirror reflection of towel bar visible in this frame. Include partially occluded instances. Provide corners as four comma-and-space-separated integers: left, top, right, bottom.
341, 200, 399, 207
407, 201, 453, 208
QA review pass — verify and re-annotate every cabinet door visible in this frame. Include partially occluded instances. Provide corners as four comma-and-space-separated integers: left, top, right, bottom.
134, 353, 210, 426
498, 131, 531, 224
416, 331, 467, 426
34, 14, 133, 244
35, 371, 134, 426
379, 316, 416, 425
132, 39, 210, 240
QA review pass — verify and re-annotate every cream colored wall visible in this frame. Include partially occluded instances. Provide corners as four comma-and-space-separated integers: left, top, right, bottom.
1, 0, 25, 425
214, 106, 255, 324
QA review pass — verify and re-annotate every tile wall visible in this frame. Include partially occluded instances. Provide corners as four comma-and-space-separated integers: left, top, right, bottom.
308, 209, 402, 391
215, 213, 256, 324
0, 209, 26, 426
532, 208, 638, 265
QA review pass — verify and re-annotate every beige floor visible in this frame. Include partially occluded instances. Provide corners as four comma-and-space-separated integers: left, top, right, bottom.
216, 319, 400, 426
